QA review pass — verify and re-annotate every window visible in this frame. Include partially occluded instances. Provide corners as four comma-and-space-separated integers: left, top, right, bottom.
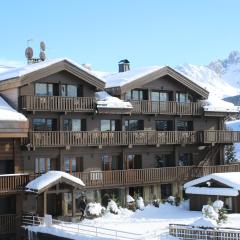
155, 153, 175, 167
63, 119, 86, 131
35, 83, 53, 96
61, 84, 78, 97
125, 90, 148, 101
64, 157, 83, 173
151, 91, 170, 102
176, 92, 193, 103
125, 120, 144, 131
125, 154, 142, 169
35, 157, 51, 173
178, 153, 193, 166
161, 184, 172, 199
101, 155, 122, 170
100, 120, 121, 131
176, 120, 193, 131
155, 120, 173, 131
32, 118, 57, 131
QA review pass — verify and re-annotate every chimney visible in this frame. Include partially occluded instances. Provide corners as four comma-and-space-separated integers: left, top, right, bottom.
118, 59, 130, 72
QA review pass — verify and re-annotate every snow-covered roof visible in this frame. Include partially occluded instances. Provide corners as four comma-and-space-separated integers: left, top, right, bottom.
95, 91, 133, 109
202, 94, 238, 113
103, 66, 163, 88
0, 58, 105, 83
185, 186, 239, 196
184, 172, 240, 190
0, 96, 27, 122
25, 171, 85, 194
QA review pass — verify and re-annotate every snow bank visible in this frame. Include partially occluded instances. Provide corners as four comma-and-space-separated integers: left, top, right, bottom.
95, 91, 133, 109
26, 171, 85, 193
0, 97, 27, 122
191, 217, 217, 228
202, 94, 238, 113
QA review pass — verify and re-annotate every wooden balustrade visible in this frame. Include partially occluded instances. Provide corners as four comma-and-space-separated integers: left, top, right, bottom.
20, 95, 96, 112
0, 164, 240, 191
27, 131, 198, 147
0, 214, 16, 234
0, 174, 30, 193
131, 100, 203, 115
203, 130, 240, 143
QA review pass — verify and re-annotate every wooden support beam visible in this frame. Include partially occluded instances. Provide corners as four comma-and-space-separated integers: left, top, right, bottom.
72, 190, 76, 217
43, 191, 47, 216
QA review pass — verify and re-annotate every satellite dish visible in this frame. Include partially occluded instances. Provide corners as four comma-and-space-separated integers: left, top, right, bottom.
25, 47, 33, 59
39, 51, 46, 61
40, 41, 46, 51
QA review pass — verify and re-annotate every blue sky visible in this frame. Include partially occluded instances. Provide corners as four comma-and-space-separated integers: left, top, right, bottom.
1, 0, 240, 71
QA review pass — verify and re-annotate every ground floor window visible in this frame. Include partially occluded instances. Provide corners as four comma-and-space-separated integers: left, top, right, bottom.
161, 184, 172, 200
129, 186, 143, 198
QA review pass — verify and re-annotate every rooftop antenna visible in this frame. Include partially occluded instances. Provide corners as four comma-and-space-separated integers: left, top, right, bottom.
25, 40, 47, 64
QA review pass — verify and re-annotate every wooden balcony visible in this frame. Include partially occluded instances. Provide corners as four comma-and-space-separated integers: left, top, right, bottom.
0, 174, 30, 194
130, 100, 203, 115
20, 95, 96, 112
74, 164, 240, 189
26, 131, 198, 148
0, 164, 239, 192
203, 130, 240, 143
0, 214, 16, 234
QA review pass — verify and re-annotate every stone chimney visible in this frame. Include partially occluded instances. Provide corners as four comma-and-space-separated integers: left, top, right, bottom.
118, 59, 130, 72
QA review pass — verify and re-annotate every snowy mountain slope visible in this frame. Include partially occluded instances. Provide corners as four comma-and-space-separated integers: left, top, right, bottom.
176, 51, 240, 99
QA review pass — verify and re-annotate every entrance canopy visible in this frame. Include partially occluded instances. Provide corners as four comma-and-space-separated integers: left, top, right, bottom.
25, 171, 85, 194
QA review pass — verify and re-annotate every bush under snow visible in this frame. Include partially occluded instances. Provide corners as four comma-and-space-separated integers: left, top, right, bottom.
136, 197, 145, 210
107, 199, 120, 214
85, 202, 105, 217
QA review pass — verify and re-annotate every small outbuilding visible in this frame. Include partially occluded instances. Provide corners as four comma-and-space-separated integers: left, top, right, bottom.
184, 172, 240, 213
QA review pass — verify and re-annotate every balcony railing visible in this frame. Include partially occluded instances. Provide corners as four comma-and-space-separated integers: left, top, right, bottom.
0, 174, 30, 193
0, 164, 239, 192
0, 214, 16, 234
203, 130, 240, 143
130, 100, 203, 115
20, 95, 96, 112
26, 131, 198, 147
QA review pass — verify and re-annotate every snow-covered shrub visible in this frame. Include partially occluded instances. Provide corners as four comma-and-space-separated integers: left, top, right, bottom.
127, 195, 136, 211
202, 205, 218, 221
107, 199, 120, 214
127, 195, 134, 203
202, 200, 228, 224
152, 199, 160, 208
191, 217, 217, 228
85, 202, 106, 218
136, 197, 144, 210
167, 196, 176, 205
213, 200, 227, 224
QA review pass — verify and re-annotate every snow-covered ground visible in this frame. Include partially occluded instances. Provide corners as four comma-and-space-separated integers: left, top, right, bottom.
27, 202, 240, 240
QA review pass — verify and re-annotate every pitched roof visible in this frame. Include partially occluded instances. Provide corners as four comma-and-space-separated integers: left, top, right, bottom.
184, 172, 240, 190
103, 66, 209, 99
0, 58, 105, 90
25, 171, 85, 194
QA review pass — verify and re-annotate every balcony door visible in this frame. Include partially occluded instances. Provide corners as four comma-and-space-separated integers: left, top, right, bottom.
176, 92, 193, 103
125, 120, 144, 131
100, 120, 121, 131
0, 160, 14, 174
64, 157, 83, 173
35, 83, 58, 96
35, 157, 52, 173
125, 154, 142, 169
156, 120, 173, 131
32, 118, 57, 131
63, 119, 86, 131
61, 84, 79, 97
101, 155, 122, 171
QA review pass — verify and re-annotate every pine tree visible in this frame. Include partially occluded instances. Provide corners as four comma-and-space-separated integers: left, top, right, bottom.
225, 144, 237, 164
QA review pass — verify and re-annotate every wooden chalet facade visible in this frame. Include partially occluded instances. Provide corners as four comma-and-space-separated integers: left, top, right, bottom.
0, 58, 240, 239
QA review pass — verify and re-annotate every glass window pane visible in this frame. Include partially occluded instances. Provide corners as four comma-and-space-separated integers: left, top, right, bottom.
132, 90, 139, 100
67, 85, 77, 97
39, 158, 45, 173
63, 119, 71, 131
61, 85, 67, 96
72, 158, 77, 172
111, 120, 116, 131
35, 83, 47, 96
151, 92, 159, 101
101, 120, 110, 131
72, 119, 81, 131
64, 158, 70, 172
160, 92, 169, 102
48, 84, 53, 96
